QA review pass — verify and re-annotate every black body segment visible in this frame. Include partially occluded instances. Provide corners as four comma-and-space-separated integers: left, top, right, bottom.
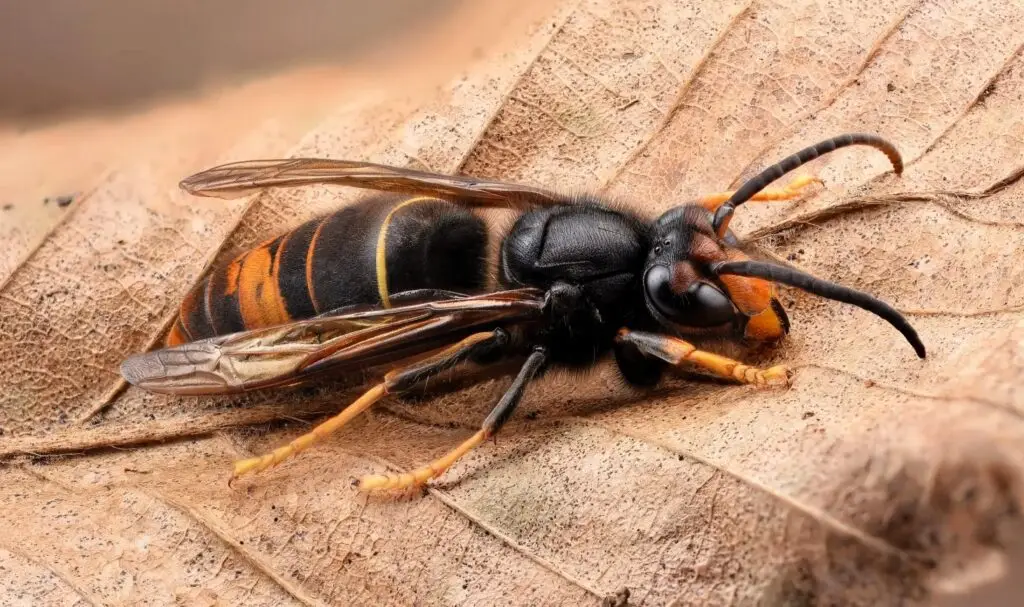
499, 203, 651, 365
307, 196, 489, 314
500, 203, 648, 296
499, 203, 651, 366
182, 269, 217, 339
275, 217, 321, 320
382, 198, 489, 304
205, 248, 246, 336
168, 195, 488, 345
306, 203, 390, 314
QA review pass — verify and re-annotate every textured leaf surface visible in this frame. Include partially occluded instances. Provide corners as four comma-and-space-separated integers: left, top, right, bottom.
3, 1, 1024, 605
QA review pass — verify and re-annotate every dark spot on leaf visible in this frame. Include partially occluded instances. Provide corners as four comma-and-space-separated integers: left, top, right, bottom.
52, 194, 76, 208
601, 587, 630, 607
978, 81, 998, 102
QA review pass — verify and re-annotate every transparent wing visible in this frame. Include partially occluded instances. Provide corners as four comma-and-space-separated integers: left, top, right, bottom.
180, 158, 568, 208
121, 289, 545, 395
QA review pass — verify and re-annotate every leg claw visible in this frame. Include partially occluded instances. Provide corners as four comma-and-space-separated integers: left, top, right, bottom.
759, 364, 792, 387
355, 474, 394, 492
355, 470, 434, 492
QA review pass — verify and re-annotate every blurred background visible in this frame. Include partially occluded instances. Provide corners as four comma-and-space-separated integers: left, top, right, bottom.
0, 0, 552, 272
0, 0, 458, 122
0, 0, 549, 122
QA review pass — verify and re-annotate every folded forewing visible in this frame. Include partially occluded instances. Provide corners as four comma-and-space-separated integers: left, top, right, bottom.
121, 289, 545, 395
179, 158, 569, 208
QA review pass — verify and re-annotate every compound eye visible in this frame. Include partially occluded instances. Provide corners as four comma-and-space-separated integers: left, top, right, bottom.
644, 265, 681, 317
644, 265, 735, 327
687, 282, 735, 326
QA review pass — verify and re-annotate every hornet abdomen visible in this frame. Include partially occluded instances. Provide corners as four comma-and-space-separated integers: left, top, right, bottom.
168, 195, 489, 345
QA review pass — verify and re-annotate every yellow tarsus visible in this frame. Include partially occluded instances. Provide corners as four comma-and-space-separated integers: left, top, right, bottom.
357, 429, 488, 491
232, 384, 387, 479
230, 331, 500, 483
682, 348, 790, 387
621, 329, 791, 388
697, 174, 822, 210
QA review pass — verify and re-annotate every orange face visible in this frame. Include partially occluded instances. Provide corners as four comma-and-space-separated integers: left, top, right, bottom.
716, 250, 788, 341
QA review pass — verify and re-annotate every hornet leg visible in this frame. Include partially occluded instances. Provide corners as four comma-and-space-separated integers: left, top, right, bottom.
232, 330, 507, 480
357, 347, 548, 491
697, 175, 821, 212
615, 329, 790, 387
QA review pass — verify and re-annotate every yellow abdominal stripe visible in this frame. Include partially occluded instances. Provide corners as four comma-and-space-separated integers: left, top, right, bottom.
375, 197, 438, 308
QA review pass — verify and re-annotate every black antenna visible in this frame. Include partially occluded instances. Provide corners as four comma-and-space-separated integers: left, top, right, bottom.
713, 133, 903, 236
711, 260, 925, 358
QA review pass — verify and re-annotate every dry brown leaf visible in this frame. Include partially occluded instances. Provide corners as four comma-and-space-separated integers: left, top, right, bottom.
3, 0, 1024, 605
